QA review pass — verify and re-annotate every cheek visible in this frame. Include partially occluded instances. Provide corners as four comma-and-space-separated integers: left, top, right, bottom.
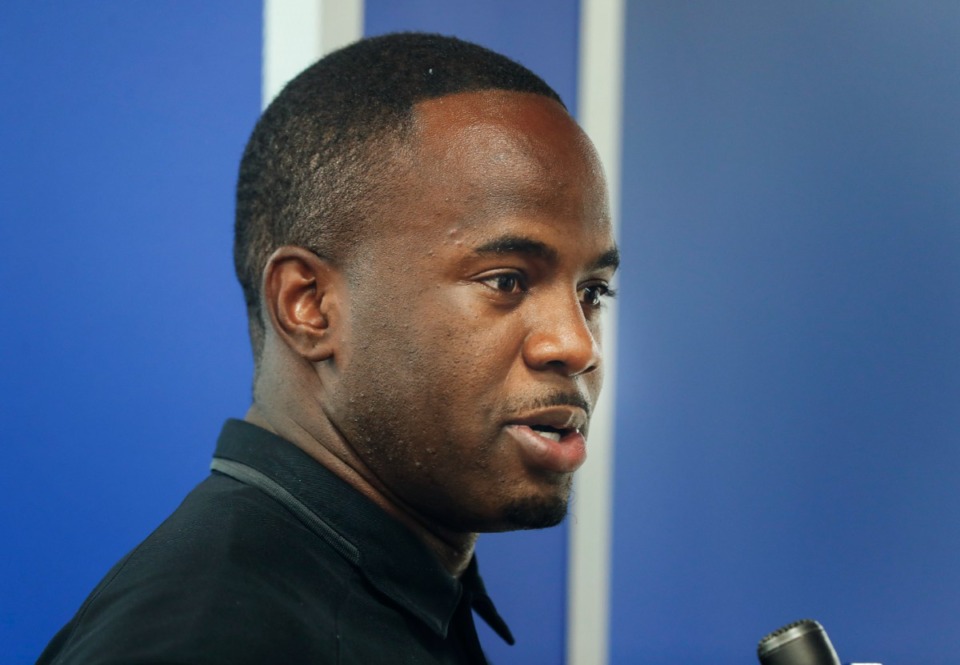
411, 286, 517, 373
347, 281, 521, 418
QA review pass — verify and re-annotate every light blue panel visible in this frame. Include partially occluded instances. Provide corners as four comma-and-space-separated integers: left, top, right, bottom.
0, 3, 260, 661
613, 2, 960, 663
364, 2, 580, 664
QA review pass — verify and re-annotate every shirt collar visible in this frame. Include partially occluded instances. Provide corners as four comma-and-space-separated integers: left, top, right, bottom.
212, 419, 514, 645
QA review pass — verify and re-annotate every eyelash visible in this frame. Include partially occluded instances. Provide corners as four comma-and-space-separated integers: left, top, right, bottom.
579, 283, 617, 308
484, 272, 528, 294
479, 272, 616, 308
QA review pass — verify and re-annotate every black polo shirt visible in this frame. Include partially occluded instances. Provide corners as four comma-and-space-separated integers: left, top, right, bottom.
39, 419, 514, 664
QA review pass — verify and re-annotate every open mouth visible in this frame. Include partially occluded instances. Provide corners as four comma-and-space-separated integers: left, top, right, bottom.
505, 421, 587, 473
529, 425, 574, 442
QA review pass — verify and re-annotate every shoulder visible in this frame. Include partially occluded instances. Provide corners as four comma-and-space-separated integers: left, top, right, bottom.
42, 474, 357, 664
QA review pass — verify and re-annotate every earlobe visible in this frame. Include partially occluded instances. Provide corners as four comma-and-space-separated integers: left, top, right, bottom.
261, 246, 342, 362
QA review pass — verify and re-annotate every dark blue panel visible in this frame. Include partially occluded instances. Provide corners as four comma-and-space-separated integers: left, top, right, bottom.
0, 2, 260, 661
613, 2, 960, 663
364, 2, 579, 664
365, 0, 579, 113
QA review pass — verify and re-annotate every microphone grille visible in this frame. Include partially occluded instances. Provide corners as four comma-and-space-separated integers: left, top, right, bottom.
757, 619, 840, 665
757, 619, 821, 652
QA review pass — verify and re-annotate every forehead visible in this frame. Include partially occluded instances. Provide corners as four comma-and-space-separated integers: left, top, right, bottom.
404, 90, 611, 238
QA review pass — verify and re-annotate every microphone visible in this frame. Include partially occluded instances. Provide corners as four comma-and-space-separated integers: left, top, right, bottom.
757, 619, 841, 665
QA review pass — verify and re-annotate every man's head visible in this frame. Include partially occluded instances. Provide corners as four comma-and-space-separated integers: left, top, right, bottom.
234, 33, 618, 534
235, 33, 564, 359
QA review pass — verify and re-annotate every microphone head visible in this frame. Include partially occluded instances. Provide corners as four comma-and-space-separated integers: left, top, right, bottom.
757, 619, 841, 665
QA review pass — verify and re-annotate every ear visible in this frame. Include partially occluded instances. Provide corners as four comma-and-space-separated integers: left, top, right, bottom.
261, 246, 344, 363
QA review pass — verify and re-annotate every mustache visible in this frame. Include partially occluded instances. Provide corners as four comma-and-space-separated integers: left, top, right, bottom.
504, 390, 593, 419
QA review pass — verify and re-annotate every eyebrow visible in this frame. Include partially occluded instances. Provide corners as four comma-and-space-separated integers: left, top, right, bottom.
472, 234, 620, 273
472, 235, 558, 263
591, 246, 620, 273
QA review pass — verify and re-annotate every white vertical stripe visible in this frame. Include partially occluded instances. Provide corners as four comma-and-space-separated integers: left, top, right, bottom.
262, 0, 364, 109
568, 1, 625, 664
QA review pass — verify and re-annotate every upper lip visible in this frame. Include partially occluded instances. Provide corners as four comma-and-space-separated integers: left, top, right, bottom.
506, 406, 588, 433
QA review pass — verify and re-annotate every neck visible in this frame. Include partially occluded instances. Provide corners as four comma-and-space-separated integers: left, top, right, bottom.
244, 404, 478, 577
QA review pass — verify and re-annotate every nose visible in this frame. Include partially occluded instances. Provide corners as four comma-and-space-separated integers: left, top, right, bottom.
522, 290, 602, 377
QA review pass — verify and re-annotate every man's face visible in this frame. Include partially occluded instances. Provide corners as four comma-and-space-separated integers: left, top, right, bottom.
326, 90, 618, 533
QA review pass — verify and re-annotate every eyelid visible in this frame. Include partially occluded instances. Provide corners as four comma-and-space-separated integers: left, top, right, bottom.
578, 281, 617, 307
579, 278, 616, 294
476, 268, 529, 293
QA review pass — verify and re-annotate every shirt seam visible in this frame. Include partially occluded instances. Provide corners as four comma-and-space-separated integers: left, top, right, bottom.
210, 457, 360, 565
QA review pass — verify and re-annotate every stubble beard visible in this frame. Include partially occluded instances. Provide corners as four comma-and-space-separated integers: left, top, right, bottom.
333, 339, 577, 533
500, 476, 573, 530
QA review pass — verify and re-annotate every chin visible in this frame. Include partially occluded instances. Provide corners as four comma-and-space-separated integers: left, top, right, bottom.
501, 494, 569, 530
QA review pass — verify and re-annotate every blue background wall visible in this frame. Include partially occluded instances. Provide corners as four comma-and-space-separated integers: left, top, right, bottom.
0, 3, 260, 661
613, 2, 960, 663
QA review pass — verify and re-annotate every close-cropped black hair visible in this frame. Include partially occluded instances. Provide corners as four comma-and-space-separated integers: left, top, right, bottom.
234, 32, 564, 364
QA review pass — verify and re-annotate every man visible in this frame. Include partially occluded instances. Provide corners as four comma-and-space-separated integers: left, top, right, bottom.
39, 32, 618, 664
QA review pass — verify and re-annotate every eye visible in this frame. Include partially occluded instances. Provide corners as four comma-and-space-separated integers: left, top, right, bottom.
579, 282, 616, 308
480, 271, 528, 295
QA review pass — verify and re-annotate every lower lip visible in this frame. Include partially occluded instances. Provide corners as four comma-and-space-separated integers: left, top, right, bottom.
505, 425, 587, 474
